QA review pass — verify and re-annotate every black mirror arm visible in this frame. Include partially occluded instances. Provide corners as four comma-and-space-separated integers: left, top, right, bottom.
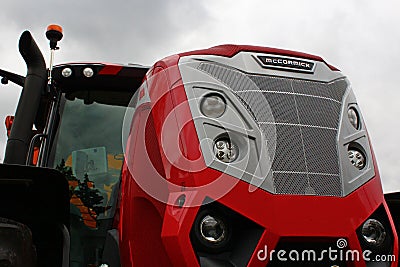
0, 68, 25, 87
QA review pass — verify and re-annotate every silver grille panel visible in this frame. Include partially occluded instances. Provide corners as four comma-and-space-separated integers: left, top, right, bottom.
197, 62, 348, 196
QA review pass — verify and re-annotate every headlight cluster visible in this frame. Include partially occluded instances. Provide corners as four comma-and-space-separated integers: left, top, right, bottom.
213, 138, 238, 163
347, 107, 360, 130
339, 89, 376, 196
357, 206, 393, 265
199, 214, 228, 244
346, 106, 367, 170
199, 93, 241, 164
190, 200, 264, 266
61, 66, 95, 78
348, 147, 366, 170
61, 67, 72, 78
83, 67, 94, 78
192, 209, 232, 253
361, 219, 386, 246
200, 94, 226, 118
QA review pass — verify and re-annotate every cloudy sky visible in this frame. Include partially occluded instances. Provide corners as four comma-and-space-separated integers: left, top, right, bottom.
0, 0, 399, 192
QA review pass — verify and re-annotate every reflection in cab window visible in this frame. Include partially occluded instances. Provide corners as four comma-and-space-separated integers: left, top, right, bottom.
51, 92, 128, 266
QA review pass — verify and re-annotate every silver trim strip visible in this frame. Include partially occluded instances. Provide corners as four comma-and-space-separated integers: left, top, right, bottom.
258, 122, 337, 131
273, 171, 339, 177
234, 89, 342, 104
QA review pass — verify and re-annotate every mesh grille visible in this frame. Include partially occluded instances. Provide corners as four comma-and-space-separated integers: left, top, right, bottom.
198, 62, 348, 196
274, 173, 308, 195
273, 125, 306, 172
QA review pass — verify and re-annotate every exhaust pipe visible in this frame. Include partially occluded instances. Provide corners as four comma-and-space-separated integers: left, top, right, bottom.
4, 31, 47, 165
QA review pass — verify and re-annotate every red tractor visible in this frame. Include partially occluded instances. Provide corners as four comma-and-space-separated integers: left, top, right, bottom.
0, 25, 398, 267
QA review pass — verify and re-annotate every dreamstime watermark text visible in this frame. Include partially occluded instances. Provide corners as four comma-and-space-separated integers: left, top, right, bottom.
257, 238, 396, 263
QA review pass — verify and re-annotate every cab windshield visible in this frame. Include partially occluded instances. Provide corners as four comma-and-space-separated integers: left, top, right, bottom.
50, 90, 130, 266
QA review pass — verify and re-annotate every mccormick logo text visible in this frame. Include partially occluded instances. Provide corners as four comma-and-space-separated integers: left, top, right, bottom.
255, 55, 315, 73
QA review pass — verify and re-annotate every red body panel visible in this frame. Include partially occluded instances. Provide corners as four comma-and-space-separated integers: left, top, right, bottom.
118, 46, 397, 267
98, 64, 124, 75
179, 44, 339, 71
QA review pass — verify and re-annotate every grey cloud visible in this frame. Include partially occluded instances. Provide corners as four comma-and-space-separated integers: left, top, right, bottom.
0, 0, 213, 64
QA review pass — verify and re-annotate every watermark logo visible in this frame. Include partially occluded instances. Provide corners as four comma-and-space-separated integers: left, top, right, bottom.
256, 238, 395, 263
336, 238, 347, 249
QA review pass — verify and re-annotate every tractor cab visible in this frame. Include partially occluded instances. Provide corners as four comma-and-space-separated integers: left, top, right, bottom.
47, 63, 148, 266
0, 25, 148, 266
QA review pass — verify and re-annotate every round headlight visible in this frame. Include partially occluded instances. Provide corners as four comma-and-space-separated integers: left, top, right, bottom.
362, 219, 386, 246
83, 67, 94, 78
61, 67, 72, 78
200, 215, 227, 244
214, 138, 238, 163
348, 107, 360, 129
200, 94, 226, 118
348, 147, 366, 170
